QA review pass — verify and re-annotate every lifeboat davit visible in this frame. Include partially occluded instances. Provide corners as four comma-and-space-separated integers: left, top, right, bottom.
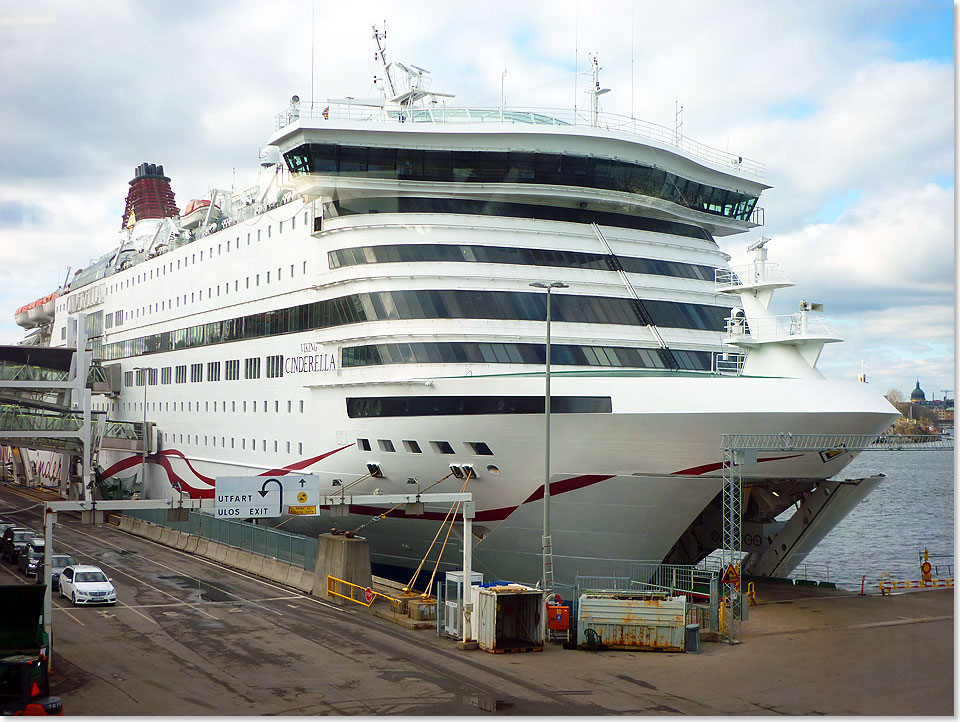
180, 199, 221, 230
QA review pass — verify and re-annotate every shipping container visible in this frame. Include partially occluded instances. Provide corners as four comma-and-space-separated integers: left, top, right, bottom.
576, 593, 686, 651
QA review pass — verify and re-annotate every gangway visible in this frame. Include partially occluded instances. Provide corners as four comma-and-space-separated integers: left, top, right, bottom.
0, 314, 102, 500
719, 432, 954, 642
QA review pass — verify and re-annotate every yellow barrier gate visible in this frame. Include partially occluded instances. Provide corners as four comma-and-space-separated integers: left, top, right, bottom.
878, 572, 954, 596
326, 574, 402, 608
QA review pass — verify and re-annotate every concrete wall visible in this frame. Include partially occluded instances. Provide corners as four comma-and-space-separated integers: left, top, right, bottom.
312, 534, 372, 603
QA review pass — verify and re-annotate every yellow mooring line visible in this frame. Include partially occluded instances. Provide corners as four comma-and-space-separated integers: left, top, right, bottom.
326, 575, 403, 608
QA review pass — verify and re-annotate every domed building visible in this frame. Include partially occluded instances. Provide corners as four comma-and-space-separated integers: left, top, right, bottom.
910, 380, 926, 403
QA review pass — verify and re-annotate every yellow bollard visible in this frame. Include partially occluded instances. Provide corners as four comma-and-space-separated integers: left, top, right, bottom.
747, 581, 757, 606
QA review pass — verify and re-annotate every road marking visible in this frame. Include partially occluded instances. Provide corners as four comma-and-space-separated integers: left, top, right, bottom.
116, 601, 159, 625
103, 524, 344, 613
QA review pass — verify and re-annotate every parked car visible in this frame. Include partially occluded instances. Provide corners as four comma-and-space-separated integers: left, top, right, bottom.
16, 539, 45, 577
0, 522, 16, 540
57, 565, 116, 606
35, 553, 77, 587
1, 528, 36, 564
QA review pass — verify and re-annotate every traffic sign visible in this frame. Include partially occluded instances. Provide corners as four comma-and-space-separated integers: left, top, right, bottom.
364, 587, 374, 604
215, 475, 321, 519
722, 563, 740, 587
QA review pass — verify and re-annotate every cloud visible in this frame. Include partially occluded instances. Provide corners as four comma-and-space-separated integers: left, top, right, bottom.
0, 0, 952, 400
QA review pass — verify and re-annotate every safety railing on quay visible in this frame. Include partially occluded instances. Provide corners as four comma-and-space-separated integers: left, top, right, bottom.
125, 508, 318, 570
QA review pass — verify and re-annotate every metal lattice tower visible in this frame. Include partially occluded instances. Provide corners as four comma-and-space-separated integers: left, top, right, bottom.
721, 447, 744, 643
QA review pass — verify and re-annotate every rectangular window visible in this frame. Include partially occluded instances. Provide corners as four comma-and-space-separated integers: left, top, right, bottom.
190, 363, 203, 382
266, 354, 284, 378
430, 441, 456, 454
225, 359, 240, 380
161, 367, 172, 385
244, 357, 261, 379
357, 438, 371, 451
377, 439, 395, 452
402, 440, 422, 453
206, 361, 221, 381
467, 441, 494, 456
123, 370, 133, 387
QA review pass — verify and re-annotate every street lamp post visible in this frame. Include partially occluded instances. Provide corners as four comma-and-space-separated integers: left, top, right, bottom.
133, 367, 148, 493
529, 281, 568, 593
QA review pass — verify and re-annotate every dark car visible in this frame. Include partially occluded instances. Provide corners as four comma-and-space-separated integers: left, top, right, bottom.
1, 528, 36, 564
0, 521, 16, 537
35, 553, 76, 586
16, 540, 45, 577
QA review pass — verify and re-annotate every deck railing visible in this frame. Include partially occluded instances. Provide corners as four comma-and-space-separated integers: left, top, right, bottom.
276, 101, 765, 178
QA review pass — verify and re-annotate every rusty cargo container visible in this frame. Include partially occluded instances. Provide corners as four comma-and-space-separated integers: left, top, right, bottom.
576, 593, 687, 651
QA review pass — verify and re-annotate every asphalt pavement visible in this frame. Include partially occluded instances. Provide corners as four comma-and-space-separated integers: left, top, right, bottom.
0, 485, 952, 715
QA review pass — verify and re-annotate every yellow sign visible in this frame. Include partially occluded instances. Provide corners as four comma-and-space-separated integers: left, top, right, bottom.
287, 505, 317, 515
297, 491, 308, 503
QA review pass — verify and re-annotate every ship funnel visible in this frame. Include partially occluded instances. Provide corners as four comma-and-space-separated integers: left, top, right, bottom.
121, 162, 179, 229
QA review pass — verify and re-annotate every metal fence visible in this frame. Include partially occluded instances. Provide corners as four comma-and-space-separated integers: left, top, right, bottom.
126, 508, 318, 570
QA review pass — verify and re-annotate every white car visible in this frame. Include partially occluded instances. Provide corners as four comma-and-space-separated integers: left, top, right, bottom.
58, 565, 117, 606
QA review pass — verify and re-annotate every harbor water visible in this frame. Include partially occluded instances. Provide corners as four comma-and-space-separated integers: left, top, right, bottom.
797, 449, 955, 590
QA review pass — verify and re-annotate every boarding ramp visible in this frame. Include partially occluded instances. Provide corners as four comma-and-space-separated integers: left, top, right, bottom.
720, 431, 955, 642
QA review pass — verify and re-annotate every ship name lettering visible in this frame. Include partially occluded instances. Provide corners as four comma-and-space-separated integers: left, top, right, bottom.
285, 352, 337, 374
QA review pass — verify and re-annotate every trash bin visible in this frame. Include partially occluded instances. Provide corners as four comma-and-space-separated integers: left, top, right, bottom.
684, 623, 700, 653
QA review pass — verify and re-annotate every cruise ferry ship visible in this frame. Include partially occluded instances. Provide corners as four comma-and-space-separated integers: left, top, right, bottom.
7, 34, 898, 586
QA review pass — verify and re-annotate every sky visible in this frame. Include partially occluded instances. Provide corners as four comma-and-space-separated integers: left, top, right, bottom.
0, 0, 954, 399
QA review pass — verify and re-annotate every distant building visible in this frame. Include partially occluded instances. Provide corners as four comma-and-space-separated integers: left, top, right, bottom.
896, 380, 954, 429
910, 380, 926, 403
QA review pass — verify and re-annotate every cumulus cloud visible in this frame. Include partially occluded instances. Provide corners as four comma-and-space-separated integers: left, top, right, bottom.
0, 0, 952, 396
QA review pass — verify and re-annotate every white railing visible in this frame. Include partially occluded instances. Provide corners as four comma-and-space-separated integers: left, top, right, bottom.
715, 262, 791, 291
275, 101, 765, 178
712, 351, 745, 376
725, 313, 836, 342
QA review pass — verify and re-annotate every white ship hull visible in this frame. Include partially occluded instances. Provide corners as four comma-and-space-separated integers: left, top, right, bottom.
84, 372, 894, 586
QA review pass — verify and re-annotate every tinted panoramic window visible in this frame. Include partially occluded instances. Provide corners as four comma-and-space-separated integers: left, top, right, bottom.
329, 197, 713, 241
341, 341, 719, 372
96, 290, 732, 361
329, 241, 717, 281
346, 395, 612, 418
285, 144, 759, 222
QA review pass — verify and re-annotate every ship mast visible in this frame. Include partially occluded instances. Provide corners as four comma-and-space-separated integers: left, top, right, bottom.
587, 53, 610, 127
373, 24, 397, 99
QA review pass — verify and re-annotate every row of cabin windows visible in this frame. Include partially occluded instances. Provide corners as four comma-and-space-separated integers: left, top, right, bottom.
356, 438, 493, 456
118, 398, 306, 414
100, 261, 308, 332
101, 208, 310, 295
157, 430, 304, 456
96, 290, 732, 361
124, 356, 281, 387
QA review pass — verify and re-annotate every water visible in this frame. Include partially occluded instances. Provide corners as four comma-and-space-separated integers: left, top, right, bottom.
798, 449, 955, 590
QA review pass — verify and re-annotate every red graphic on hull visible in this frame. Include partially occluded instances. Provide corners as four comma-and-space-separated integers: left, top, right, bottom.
100, 444, 355, 499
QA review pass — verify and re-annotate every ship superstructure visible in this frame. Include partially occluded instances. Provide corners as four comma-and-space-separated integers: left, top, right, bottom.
9, 33, 898, 586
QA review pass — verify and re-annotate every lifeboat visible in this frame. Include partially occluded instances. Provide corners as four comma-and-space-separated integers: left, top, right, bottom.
16, 292, 57, 328
180, 198, 221, 230
14, 304, 35, 329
